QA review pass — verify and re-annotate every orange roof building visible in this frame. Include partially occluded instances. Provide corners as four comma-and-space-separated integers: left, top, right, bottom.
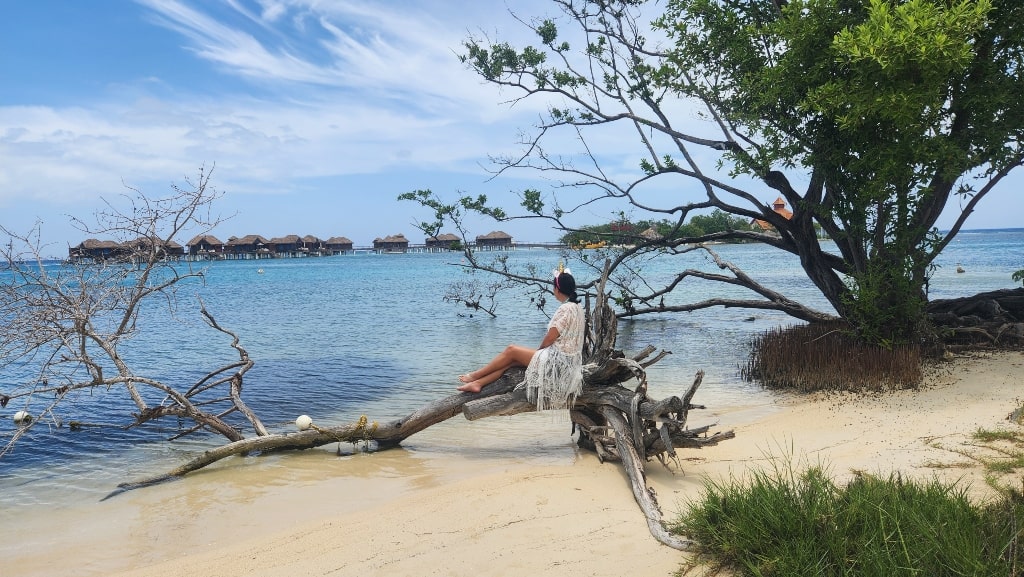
752, 196, 793, 231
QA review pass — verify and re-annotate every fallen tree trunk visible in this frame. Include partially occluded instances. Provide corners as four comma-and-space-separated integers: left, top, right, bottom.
114, 354, 732, 548
112, 379, 519, 491
928, 288, 1024, 347
114, 263, 735, 549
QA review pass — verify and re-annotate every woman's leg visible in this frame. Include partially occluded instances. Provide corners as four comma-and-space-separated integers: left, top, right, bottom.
455, 367, 505, 393
457, 344, 535, 392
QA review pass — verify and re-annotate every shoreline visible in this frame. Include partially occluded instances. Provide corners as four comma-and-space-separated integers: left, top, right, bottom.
7, 350, 1022, 577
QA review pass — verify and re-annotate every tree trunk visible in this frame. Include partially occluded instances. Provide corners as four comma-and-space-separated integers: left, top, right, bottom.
928, 287, 1024, 347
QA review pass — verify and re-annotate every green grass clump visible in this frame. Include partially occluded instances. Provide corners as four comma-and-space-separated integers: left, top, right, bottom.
673, 462, 1024, 576
966, 427, 1024, 484
974, 427, 1024, 444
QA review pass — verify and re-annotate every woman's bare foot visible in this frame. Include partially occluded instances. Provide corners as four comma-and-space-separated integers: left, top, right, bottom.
458, 373, 474, 383
456, 380, 484, 393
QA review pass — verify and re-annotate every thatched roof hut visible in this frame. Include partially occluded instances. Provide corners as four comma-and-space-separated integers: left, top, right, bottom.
325, 236, 353, 251
225, 234, 270, 255
68, 238, 122, 261
128, 236, 184, 257
639, 226, 662, 241
373, 234, 409, 251
187, 234, 224, 255
425, 232, 461, 248
475, 230, 513, 248
268, 234, 302, 253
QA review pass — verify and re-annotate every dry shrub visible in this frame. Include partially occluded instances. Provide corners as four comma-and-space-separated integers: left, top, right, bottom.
742, 322, 922, 392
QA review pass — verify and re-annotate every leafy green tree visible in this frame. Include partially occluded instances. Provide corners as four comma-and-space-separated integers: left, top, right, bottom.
561, 211, 752, 246
688, 210, 755, 237
447, 0, 1023, 345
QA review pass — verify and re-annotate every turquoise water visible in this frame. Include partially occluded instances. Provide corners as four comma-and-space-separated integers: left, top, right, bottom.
0, 229, 1021, 510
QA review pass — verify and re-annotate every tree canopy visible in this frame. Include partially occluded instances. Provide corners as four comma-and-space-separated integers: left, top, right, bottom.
436, 0, 1024, 345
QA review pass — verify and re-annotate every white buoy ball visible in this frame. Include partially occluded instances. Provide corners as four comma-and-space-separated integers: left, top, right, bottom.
13, 410, 31, 424
295, 415, 313, 431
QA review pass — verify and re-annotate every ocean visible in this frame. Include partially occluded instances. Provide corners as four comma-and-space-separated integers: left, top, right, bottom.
0, 229, 1021, 517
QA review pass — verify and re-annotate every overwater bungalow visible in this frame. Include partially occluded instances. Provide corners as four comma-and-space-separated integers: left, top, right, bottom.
68, 237, 184, 263
301, 235, 323, 255
475, 230, 513, 250
127, 236, 185, 260
324, 236, 354, 255
72, 231, 362, 261
186, 234, 225, 259
225, 235, 271, 259
268, 234, 303, 257
425, 233, 461, 252
373, 234, 409, 253
68, 239, 123, 262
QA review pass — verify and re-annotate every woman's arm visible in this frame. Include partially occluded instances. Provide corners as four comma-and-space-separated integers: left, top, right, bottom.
538, 326, 560, 349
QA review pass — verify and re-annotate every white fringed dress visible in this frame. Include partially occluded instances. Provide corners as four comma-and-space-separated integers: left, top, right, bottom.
523, 301, 586, 410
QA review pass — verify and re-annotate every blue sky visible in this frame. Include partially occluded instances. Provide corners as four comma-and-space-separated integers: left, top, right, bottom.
2, 1, 1020, 257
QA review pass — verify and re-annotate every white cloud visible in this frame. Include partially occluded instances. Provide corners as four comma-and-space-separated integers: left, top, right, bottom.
257, 1, 287, 23
137, 0, 340, 85
1, 1, 558, 212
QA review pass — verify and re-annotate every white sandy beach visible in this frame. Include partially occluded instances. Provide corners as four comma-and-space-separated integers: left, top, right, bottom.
11, 350, 1023, 577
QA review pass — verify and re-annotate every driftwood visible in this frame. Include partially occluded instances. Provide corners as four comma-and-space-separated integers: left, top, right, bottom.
928, 288, 1024, 347
113, 356, 733, 548
114, 262, 735, 549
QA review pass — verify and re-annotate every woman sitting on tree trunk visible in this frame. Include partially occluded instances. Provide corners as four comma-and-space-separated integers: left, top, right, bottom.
457, 269, 586, 410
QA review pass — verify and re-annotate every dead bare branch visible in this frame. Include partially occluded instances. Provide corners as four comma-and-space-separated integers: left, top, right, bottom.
0, 166, 268, 457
